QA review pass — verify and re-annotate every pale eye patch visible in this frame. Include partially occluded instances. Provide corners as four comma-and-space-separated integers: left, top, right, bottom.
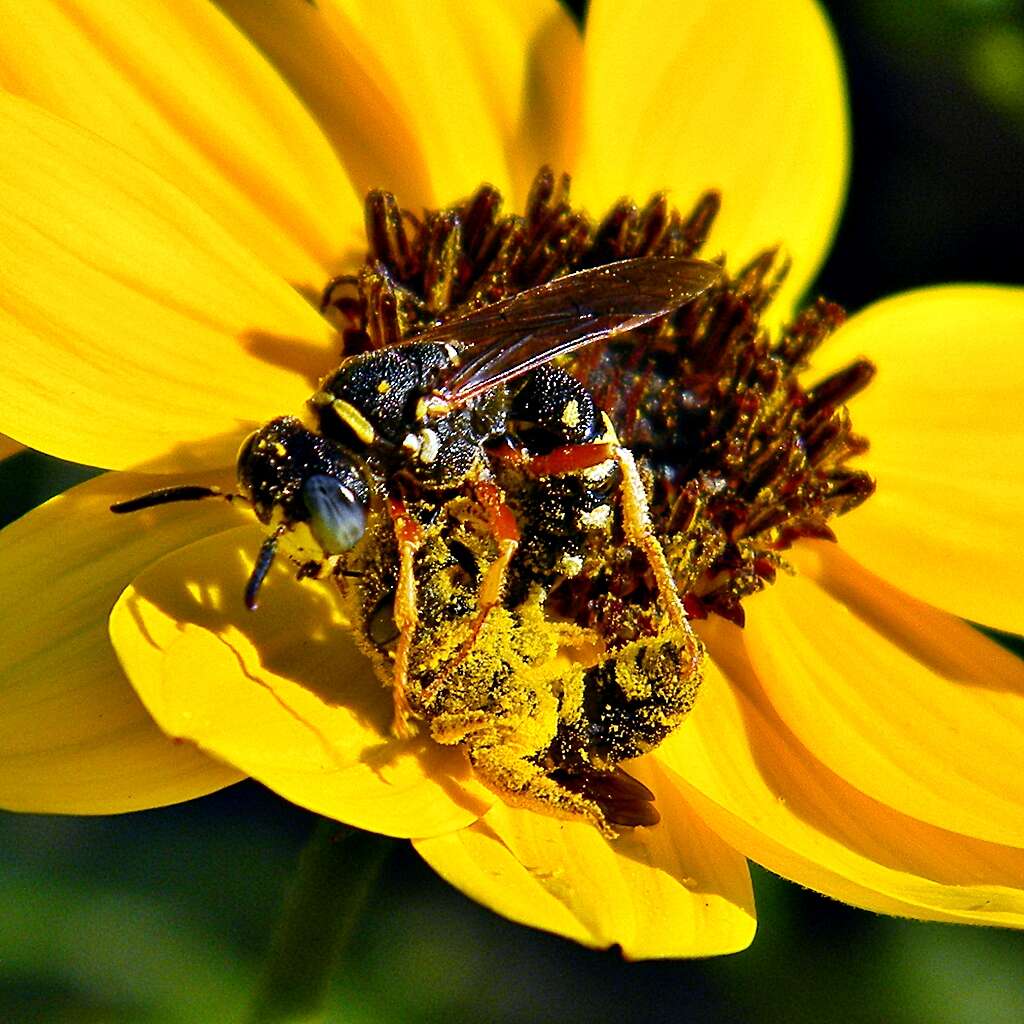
302, 474, 368, 553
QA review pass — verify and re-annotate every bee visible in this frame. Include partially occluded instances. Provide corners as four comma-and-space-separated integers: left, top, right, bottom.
114, 256, 719, 833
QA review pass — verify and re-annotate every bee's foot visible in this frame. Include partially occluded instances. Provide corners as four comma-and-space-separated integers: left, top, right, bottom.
389, 690, 420, 739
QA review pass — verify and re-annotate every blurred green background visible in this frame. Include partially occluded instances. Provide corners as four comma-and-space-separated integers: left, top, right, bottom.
2, 1, 1024, 1021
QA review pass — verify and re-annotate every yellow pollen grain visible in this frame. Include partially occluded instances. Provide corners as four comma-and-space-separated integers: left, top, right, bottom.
417, 395, 451, 421
557, 553, 584, 576
583, 461, 615, 482
579, 504, 612, 529
377, 380, 391, 394
561, 400, 580, 428
418, 428, 440, 464
558, 667, 587, 725
330, 399, 376, 444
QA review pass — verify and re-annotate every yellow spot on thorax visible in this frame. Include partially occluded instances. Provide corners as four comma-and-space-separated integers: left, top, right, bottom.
418, 428, 440, 464
416, 395, 451, 421
561, 400, 580, 428
330, 399, 376, 444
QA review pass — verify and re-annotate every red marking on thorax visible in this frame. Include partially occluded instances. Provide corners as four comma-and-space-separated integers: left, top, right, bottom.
526, 442, 616, 476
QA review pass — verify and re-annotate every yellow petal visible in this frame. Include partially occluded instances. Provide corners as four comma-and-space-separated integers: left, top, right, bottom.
0, 435, 23, 461
0, 93, 337, 472
0, 0, 362, 290
224, 0, 583, 208
321, 0, 579, 207
574, 0, 847, 312
0, 470, 244, 814
814, 285, 1024, 634
110, 527, 493, 839
742, 542, 1024, 848
216, 0, 433, 207
506, 5, 584, 203
661, 622, 1024, 928
414, 758, 755, 958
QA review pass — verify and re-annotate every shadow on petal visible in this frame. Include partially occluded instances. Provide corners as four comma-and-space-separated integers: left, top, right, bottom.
240, 328, 344, 393
736, 549, 1024, 847
0, 469, 245, 813
660, 620, 1024, 927
415, 752, 755, 958
507, 6, 583, 204
111, 526, 492, 837
792, 540, 1024, 696
118, 525, 389, 732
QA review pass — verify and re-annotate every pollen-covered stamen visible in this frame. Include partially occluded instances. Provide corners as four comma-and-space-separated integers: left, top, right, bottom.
594, 267, 878, 626
321, 168, 876, 627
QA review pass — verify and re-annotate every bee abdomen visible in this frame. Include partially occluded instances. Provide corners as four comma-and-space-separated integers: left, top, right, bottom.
550, 629, 702, 767
507, 365, 600, 452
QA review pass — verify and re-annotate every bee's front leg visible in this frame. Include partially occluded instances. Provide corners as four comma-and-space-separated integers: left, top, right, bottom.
472, 478, 519, 616
387, 497, 423, 738
417, 478, 519, 708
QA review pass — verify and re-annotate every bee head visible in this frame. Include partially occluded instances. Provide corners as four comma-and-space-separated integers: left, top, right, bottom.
111, 416, 373, 611
236, 416, 372, 556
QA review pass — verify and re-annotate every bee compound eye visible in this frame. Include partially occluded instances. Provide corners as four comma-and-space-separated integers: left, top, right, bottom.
235, 429, 260, 472
301, 474, 369, 554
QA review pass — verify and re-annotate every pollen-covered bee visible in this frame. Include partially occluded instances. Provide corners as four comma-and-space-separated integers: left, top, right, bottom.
114, 255, 719, 833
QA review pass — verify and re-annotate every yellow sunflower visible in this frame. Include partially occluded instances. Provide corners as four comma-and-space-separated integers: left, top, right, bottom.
1, 0, 1022, 961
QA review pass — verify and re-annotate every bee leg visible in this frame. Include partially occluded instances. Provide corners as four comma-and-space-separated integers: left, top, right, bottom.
612, 445, 702, 675
473, 479, 520, 617
418, 479, 519, 708
387, 498, 423, 738
427, 713, 612, 831
466, 744, 616, 838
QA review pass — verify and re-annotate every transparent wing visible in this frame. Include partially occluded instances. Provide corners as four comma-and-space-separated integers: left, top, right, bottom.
416, 256, 720, 406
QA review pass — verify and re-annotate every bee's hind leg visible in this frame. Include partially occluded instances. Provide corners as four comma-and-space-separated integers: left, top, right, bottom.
466, 743, 616, 838
612, 445, 702, 677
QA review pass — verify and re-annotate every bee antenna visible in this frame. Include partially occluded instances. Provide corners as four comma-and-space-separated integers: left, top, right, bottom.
245, 526, 285, 611
110, 485, 241, 514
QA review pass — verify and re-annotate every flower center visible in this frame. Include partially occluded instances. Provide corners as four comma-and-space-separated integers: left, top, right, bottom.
322, 168, 875, 631
305, 167, 882, 830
